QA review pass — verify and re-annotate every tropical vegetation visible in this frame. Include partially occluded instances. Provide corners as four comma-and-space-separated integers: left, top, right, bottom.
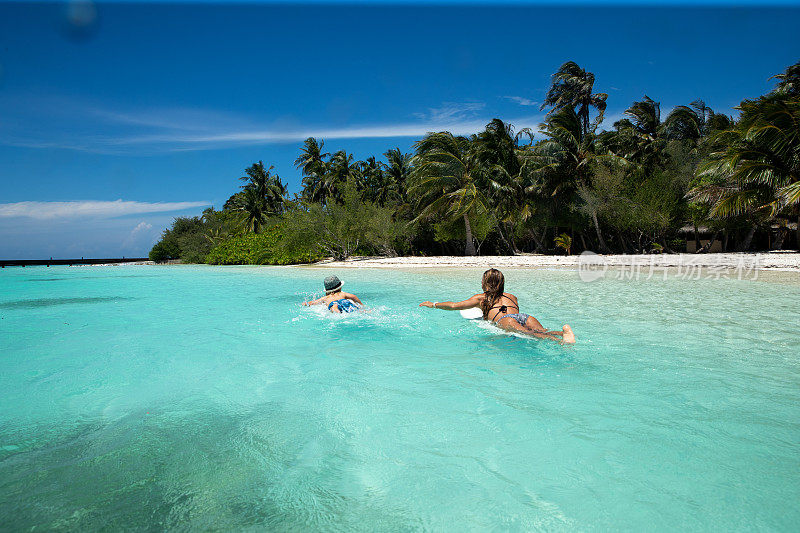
151, 60, 800, 264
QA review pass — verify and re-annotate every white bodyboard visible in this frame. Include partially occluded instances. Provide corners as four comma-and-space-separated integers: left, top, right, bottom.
459, 307, 483, 320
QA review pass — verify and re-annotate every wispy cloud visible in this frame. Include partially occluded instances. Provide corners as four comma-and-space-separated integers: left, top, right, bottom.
503, 96, 538, 107
114, 119, 499, 146
0, 96, 548, 154
7, 117, 548, 154
412, 101, 486, 122
0, 200, 210, 220
87, 106, 256, 132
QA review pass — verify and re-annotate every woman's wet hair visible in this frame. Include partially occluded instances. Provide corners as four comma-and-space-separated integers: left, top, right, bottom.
480, 268, 505, 319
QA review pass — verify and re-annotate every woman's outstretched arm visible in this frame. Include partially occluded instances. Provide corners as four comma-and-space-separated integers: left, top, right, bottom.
419, 294, 482, 310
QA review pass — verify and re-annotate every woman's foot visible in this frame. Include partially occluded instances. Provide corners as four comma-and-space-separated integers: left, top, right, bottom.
561, 325, 576, 344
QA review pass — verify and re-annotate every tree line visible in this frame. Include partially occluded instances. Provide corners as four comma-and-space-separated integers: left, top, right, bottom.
150, 60, 800, 263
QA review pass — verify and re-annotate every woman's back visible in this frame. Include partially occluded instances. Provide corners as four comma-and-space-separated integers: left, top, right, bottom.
482, 292, 519, 322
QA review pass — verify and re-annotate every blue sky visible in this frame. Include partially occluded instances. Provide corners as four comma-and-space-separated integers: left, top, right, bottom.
1, 1, 799, 258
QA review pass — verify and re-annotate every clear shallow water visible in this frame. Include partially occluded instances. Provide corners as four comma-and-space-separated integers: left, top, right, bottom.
1, 265, 799, 531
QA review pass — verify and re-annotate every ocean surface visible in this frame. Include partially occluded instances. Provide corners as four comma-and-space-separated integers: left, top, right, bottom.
1, 264, 799, 531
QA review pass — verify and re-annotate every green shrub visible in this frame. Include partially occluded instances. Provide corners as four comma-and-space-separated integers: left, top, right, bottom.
206, 225, 322, 265
149, 238, 181, 262
149, 216, 210, 263
149, 210, 245, 263
279, 180, 411, 260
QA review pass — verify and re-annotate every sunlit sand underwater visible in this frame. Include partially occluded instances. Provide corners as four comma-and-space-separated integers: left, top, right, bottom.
1, 265, 799, 530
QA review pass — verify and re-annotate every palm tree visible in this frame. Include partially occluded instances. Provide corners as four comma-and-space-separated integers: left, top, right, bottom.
295, 137, 329, 203
360, 156, 399, 206
383, 147, 413, 202
689, 93, 800, 248
613, 95, 667, 168
326, 150, 359, 204
541, 61, 608, 135
663, 100, 728, 143
240, 161, 273, 196
626, 96, 662, 137
529, 108, 613, 196
235, 161, 272, 232
554, 233, 572, 255
232, 161, 288, 231
527, 107, 627, 252
770, 60, 800, 97
410, 132, 490, 256
240, 187, 267, 233
264, 174, 288, 215
475, 119, 536, 253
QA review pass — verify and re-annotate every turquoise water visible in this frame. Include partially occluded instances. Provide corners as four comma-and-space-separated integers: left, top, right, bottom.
1, 265, 799, 531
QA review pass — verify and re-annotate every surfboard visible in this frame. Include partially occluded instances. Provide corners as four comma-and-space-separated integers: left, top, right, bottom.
459, 307, 483, 320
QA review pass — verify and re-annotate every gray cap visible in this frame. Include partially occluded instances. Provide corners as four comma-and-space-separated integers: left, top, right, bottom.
324, 275, 343, 293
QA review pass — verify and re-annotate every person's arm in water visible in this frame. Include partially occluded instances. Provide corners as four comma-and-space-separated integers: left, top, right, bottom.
419, 294, 482, 310
303, 295, 327, 306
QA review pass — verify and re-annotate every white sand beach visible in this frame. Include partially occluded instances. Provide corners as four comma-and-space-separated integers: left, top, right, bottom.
314, 252, 800, 272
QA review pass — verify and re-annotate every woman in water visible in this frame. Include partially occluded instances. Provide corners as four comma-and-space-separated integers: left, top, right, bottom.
419, 268, 575, 343
303, 275, 364, 313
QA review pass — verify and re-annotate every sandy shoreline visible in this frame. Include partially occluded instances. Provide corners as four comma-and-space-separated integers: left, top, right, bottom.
69, 252, 800, 272
310, 252, 800, 272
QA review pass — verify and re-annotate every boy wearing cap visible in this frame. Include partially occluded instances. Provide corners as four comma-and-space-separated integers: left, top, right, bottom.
303, 275, 364, 313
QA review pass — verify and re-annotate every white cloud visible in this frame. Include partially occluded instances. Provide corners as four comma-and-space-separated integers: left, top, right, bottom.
0, 200, 210, 220
121, 221, 156, 250
110, 114, 549, 151
4, 116, 547, 154
0, 96, 550, 154
130, 221, 153, 233
503, 96, 538, 107
116, 120, 496, 146
412, 102, 486, 122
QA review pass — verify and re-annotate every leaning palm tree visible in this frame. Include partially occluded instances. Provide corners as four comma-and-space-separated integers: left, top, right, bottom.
664, 100, 715, 143
541, 61, 608, 135
410, 132, 490, 256
626, 95, 662, 137
614, 95, 668, 169
689, 94, 800, 246
770, 60, 800, 97
527, 107, 627, 252
554, 233, 572, 255
528, 108, 611, 195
